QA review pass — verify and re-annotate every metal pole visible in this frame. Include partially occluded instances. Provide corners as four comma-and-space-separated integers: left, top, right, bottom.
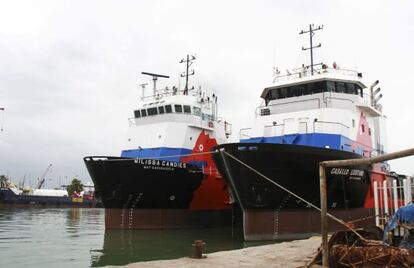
319, 164, 329, 267
309, 24, 314, 75
392, 179, 400, 236
373, 181, 379, 226
185, 54, 189, 91
407, 178, 412, 203
320, 148, 414, 168
392, 179, 399, 212
403, 179, 409, 205
383, 180, 389, 219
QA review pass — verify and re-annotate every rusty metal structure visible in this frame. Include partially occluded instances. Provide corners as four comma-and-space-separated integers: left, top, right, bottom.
319, 148, 414, 267
308, 229, 414, 267
190, 240, 206, 259
329, 245, 414, 267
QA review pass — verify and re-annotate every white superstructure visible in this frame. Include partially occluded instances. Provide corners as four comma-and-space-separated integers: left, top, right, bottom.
240, 65, 387, 157
121, 71, 232, 160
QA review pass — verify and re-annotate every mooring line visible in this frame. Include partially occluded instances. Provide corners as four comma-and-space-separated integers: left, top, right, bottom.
221, 150, 366, 241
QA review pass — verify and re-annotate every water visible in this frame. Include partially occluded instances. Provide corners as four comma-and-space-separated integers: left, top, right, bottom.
0, 208, 263, 267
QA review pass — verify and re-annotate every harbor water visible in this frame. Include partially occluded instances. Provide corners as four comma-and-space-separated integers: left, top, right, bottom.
0, 208, 265, 267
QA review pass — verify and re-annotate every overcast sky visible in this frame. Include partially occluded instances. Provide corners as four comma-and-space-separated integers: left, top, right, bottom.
1, 0, 413, 187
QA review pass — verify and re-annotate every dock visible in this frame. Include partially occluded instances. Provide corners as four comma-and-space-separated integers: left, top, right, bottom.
107, 237, 321, 268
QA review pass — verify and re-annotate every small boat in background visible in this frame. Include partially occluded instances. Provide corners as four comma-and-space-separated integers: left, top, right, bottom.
0, 176, 101, 208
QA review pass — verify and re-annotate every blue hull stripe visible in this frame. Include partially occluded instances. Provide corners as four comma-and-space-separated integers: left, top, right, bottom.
121, 147, 192, 162
241, 133, 360, 154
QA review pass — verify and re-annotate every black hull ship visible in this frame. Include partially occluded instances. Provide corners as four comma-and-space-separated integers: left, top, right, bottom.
211, 26, 389, 240
213, 143, 370, 211
84, 59, 233, 229
84, 157, 203, 209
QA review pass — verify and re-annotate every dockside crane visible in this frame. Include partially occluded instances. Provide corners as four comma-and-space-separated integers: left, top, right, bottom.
37, 164, 52, 189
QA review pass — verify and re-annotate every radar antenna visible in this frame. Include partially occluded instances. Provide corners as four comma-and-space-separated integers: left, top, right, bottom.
300, 24, 323, 75
141, 72, 170, 96
179, 54, 196, 93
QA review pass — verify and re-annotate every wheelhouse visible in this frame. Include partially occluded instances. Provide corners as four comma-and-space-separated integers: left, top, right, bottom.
262, 79, 365, 105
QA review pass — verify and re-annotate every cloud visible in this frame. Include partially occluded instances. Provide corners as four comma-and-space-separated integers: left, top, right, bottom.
1, 0, 414, 187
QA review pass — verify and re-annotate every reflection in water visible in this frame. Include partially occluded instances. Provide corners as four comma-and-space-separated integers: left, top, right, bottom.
0, 208, 272, 268
0, 208, 105, 268
91, 227, 246, 267
66, 208, 81, 235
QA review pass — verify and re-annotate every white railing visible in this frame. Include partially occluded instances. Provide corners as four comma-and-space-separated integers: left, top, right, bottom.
273, 67, 360, 83
239, 128, 253, 140
374, 177, 413, 235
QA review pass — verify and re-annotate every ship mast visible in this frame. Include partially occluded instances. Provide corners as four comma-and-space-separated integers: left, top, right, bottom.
300, 24, 323, 75
180, 54, 196, 93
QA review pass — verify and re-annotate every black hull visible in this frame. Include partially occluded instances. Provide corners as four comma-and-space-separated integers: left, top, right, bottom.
212, 143, 371, 211
84, 157, 204, 209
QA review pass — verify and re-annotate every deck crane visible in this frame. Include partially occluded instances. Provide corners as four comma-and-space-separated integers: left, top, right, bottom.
36, 164, 52, 189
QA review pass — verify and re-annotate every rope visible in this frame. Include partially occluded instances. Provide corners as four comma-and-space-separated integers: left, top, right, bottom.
221, 150, 367, 241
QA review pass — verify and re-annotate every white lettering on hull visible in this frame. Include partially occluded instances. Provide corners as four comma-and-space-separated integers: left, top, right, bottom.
134, 158, 187, 171
330, 168, 365, 178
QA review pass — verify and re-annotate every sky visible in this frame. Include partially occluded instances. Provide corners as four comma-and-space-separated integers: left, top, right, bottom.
1, 0, 413, 188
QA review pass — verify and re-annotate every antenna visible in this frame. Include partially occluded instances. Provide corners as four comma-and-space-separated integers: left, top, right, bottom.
179, 54, 196, 94
300, 24, 323, 75
138, 83, 148, 99
141, 72, 170, 96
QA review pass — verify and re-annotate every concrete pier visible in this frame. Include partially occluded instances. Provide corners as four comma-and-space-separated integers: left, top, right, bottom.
108, 237, 321, 268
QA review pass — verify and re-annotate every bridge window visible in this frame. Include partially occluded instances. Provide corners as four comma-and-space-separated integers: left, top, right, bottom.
147, 107, 158, 116
174, 105, 183, 113
141, 109, 147, 117
183, 105, 191, 113
279, 87, 287, 98
327, 81, 335, 92
265, 81, 362, 103
165, 105, 172, 113
134, 110, 141, 118
336, 82, 346, 93
312, 81, 325, 93
158, 106, 165, 114
291, 85, 305, 96
346, 83, 356, 94
193, 107, 201, 116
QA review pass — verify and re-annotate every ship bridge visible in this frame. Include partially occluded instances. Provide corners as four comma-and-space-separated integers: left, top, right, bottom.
129, 91, 225, 131
122, 83, 231, 161
241, 66, 387, 157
